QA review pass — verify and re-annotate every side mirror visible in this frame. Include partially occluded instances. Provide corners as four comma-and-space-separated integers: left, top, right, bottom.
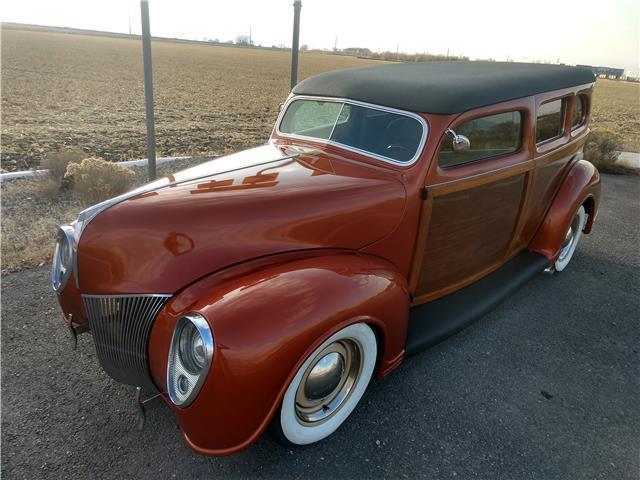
445, 128, 471, 154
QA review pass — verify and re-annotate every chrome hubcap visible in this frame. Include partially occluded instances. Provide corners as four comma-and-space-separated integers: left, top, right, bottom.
304, 352, 345, 400
295, 340, 363, 425
558, 214, 581, 262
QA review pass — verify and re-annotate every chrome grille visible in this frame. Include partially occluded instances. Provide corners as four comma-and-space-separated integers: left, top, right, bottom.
83, 294, 171, 390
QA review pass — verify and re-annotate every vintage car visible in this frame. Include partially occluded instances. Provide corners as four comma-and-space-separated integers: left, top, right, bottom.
52, 61, 600, 455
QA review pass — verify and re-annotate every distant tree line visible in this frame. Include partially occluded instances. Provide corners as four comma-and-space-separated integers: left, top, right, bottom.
203, 36, 470, 62
366, 50, 469, 62
235, 35, 254, 46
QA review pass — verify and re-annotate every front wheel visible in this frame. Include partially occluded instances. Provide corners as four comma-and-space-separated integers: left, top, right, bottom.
553, 205, 587, 272
271, 323, 377, 446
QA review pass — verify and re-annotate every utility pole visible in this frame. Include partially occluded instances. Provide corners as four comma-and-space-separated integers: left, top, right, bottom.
290, 0, 302, 90
249, 24, 252, 45
334, 35, 337, 52
140, 0, 156, 180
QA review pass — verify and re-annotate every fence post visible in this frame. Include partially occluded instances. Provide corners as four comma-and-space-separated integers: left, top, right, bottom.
140, 0, 156, 180
290, 0, 302, 90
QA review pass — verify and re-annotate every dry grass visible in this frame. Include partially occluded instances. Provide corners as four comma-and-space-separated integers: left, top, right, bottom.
1, 158, 205, 273
1, 178, 84, 272
33, 176, 63, 199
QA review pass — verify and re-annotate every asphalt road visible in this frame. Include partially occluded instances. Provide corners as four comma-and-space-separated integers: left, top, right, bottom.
2, 173, 638, 479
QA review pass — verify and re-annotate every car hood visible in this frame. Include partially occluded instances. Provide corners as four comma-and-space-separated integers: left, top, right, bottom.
76, 144, 407, 294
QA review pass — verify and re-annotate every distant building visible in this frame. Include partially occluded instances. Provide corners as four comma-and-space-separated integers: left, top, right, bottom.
577, 65, 624, 79
342, 47, 372, 57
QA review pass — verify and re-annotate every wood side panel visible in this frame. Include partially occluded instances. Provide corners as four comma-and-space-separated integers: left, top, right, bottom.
521, 158, 566, 240
414, 173, 526, 297
504, 170, 534, 257
408, 194, 433, 293
519, 137, 586, 246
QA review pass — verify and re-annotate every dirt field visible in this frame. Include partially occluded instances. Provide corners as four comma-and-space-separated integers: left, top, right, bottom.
0, 26, 384, 171
2, 26, 639, 172
591, 78, 640, 152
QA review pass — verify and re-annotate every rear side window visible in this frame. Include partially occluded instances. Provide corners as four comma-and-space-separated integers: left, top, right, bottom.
571, 95, 587, 129
536, 99, 565, 144
279, 99, 424, 163
438, 111, 522, 168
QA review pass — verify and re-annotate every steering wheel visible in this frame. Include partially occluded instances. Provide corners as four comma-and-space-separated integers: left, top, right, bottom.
386, 144, 413, 157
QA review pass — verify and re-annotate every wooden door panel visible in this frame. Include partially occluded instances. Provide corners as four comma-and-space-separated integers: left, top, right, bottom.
519, 140, 584, 247
414, 173, 526, 299
518, 159, 566, 245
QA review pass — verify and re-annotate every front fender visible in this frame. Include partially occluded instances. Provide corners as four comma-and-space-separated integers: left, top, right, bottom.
529, 160, 601, 262
148, 253, 409, 455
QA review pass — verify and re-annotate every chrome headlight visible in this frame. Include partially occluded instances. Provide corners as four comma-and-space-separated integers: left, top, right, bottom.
167, 313, 214, 407
51, 225, 75, 292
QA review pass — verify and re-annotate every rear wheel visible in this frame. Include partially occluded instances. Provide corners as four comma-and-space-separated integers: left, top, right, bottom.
553, 205, 587, 272
271, 323, 377, 446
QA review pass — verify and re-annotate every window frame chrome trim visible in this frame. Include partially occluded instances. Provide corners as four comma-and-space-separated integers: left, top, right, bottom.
535, 97, 568, 147
275, 95, 429, 167
570, 93, 587, 131
437, 110, 525, 170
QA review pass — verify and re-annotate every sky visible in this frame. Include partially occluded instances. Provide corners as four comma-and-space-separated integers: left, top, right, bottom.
2, 0, 639, 75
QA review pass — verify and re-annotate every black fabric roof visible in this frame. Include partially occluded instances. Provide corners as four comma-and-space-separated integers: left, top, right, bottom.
292, 61, 595, 114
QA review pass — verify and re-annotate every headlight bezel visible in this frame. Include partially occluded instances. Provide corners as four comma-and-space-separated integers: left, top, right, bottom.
167, 313, 214, 407
51, 225, 76, 293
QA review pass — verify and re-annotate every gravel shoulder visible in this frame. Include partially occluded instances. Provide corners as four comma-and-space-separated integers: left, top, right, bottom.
2, 173, 639, 479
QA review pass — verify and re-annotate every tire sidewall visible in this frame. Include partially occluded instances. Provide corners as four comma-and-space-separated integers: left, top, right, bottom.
554, 205, 586, 272
279, 323, 377, 445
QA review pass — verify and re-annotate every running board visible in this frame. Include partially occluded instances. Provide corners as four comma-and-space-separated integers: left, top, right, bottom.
405, 251, 549, 357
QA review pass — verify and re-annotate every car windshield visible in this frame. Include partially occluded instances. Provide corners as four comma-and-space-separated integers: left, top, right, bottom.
278, 98, 425, 164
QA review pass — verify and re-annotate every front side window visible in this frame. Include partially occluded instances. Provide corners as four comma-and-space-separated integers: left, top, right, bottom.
536, 99, 566, 144
279, 99, 424, 163
571, 94, 587, 130
438, 111, 522, 168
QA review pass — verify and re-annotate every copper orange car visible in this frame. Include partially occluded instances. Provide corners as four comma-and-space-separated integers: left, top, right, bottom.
52, 62, 600, 455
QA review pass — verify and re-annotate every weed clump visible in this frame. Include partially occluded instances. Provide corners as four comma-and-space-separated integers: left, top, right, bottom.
65, 158, 135, 204
41, 149, 85, 188
584, 130, 623, 173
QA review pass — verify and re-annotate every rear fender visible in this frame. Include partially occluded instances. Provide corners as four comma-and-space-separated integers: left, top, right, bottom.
148, 253, 408, 455
529, 160, 601, 262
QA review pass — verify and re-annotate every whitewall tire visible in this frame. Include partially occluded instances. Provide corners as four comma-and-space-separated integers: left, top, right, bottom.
274, 323, 377, 446
554, 205, 587, 272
